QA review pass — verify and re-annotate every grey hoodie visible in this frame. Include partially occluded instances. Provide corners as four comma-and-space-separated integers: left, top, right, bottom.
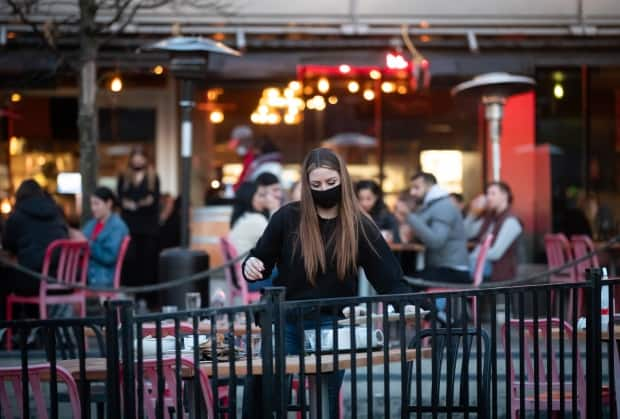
407, 185, 469, 271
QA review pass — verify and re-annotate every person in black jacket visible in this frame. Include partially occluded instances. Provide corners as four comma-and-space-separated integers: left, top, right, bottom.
355, 179, 400, 243
1, 180, 68, 319
242, 149, 410, 419
117, 147, 160, 309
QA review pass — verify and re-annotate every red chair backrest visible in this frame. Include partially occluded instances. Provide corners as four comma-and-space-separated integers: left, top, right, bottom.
502, 319, 586, 416
472, 234, 494, 286
544, 233, 575, 281
570, 235, 599, 281
113, 236, 131, 289
40, 239, 90, 293
0, 363, 81, 419
139, 356, 214, 419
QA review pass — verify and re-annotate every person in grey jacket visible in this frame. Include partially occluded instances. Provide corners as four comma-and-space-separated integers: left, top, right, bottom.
396, 172, 470, 285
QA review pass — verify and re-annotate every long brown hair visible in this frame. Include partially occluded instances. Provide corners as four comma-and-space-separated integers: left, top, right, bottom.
298, 148, 363, 284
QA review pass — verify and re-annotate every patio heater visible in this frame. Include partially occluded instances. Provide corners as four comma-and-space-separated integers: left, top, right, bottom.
452, 72, 535, 181
141, 37, 239, 308
142, 37, 240, 247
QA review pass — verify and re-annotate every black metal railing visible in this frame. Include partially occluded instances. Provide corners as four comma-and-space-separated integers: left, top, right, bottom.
0, 268, 616, 418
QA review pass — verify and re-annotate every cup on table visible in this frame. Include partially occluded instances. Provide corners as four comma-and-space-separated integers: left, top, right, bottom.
185, 292, 202, 311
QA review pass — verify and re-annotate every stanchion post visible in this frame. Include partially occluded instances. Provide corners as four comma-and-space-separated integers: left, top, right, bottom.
260, 287, 286, 418
586, 268, 603, 418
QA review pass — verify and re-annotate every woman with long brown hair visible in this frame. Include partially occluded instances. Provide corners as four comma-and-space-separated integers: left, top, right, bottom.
242, 148, 409, 418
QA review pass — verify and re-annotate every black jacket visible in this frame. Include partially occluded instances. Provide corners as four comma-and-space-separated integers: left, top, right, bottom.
2, 196, 68, 271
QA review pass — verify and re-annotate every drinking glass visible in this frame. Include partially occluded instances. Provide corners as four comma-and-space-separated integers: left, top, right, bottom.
185, 292, 202, 311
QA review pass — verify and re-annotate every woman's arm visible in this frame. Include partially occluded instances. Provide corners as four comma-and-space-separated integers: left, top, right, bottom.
359, 217, 410, 294
242, 207, 285, 281
485, 217, 522, 261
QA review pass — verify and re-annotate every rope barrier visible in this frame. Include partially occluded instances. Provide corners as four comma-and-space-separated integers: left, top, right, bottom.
0, 249, 249, 294
402, 235, 620, 290
1, 235, 618, 295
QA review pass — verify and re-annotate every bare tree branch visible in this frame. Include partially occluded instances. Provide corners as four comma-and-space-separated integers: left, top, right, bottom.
96, 0, 132, 31
6, 0, 58, 51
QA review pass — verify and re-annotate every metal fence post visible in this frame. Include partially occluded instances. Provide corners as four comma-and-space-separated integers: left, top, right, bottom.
261, 286, 286, 418
104, 299, 133, 418
586, 268, 603, 418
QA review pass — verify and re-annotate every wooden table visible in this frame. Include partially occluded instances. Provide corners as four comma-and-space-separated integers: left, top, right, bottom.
57, 347, 427, 418
85, 320, 261, 338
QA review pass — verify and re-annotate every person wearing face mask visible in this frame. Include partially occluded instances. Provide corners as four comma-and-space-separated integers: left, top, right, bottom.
229, 125, 256, 192
468, 181, 522, 282
117, 147, 160, 309
395, 172, 470, 286
242, 148, 410, 419
80, 187, 129, 288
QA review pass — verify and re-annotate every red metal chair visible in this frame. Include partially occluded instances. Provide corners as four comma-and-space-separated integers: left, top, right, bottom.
0, 363, 81, 419
219, 237, 261, 305
137, 356, 215, 419
570, 235, 599, 318
85, 235, 131, 299
544, 234, 579, 320
5, 239, 90, 350
428, 234, 494, 324
501, 319, 585, 419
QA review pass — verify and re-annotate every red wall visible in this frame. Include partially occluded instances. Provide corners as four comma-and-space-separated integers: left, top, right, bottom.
484, 92, 550, 235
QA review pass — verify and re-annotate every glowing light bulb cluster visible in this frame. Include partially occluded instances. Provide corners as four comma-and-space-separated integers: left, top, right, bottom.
251, 81, 305, 125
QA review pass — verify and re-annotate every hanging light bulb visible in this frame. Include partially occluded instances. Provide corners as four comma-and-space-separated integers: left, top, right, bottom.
288, 80, 302, 91
328, 96, 338, 105
381, 81, 396, 93
553, 83, 564, 99
210, 110, 224, 124
317, 77, 330, 94
397, 84, 408, 95
110, 76, 123, 93
369, 70, 382, 80
363, 89, 375, 101
339, 64, 351, 74
10, 92, 21, 103
347, 81, 360, 93
152, 65, 164, 75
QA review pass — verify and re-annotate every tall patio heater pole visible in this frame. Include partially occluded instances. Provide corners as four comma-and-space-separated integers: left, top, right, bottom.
142, 37, 240, 247
452, 72, 535, 181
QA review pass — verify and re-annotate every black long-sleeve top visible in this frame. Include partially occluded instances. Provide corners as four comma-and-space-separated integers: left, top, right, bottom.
242, 202, 410, 301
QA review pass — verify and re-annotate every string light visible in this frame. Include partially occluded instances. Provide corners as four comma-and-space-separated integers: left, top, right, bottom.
328, 96, 338, 105
363, 89, 375, 101
110, 76, 123, 93
347, 81, 360, 93
381, 82, 396, 93
339, 64, 351, 74
10, 92, 21, 103
152, 65, 164, 75
369, 70, 382, 80
209, 110, 224, 124
317, 78, 330, 94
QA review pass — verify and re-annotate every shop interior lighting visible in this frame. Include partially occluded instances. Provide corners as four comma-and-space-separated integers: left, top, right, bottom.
110, 76, 123, 93
347, 81, 360, 93
317, 77, 330, 94
209, 110, 224, 124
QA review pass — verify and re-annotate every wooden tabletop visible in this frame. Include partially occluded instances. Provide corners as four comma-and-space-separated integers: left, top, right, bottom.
85, 321, 261, 338
56, 348, 428, 381
388, 243, 425, 252
337, 312, 425, 326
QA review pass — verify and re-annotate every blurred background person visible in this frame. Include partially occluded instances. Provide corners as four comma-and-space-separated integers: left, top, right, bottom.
229, 125, 256, 192
395, 172, 470, 285
449, 192, 467, 217
76, 187, 129, 288
247, 136, 283, 182
256, 171, 283, 215
1, 179, 68, 319
228, 181, 272, 290
159, 193, 181, 251
468, 181, 522, 282
355, 179, 400, 243
117, 147, 160, 309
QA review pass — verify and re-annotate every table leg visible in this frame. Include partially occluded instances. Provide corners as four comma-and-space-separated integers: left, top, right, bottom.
308, 375, 330, 419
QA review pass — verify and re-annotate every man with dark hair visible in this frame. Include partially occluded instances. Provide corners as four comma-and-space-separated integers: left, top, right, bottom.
396, 172, 470, 286
255, 171, 283, 215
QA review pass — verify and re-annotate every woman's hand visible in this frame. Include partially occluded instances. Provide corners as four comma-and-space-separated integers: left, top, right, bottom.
243, 256, 265, 281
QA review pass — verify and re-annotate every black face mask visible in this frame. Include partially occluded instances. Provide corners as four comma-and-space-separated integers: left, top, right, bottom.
311, 184, 342, 209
